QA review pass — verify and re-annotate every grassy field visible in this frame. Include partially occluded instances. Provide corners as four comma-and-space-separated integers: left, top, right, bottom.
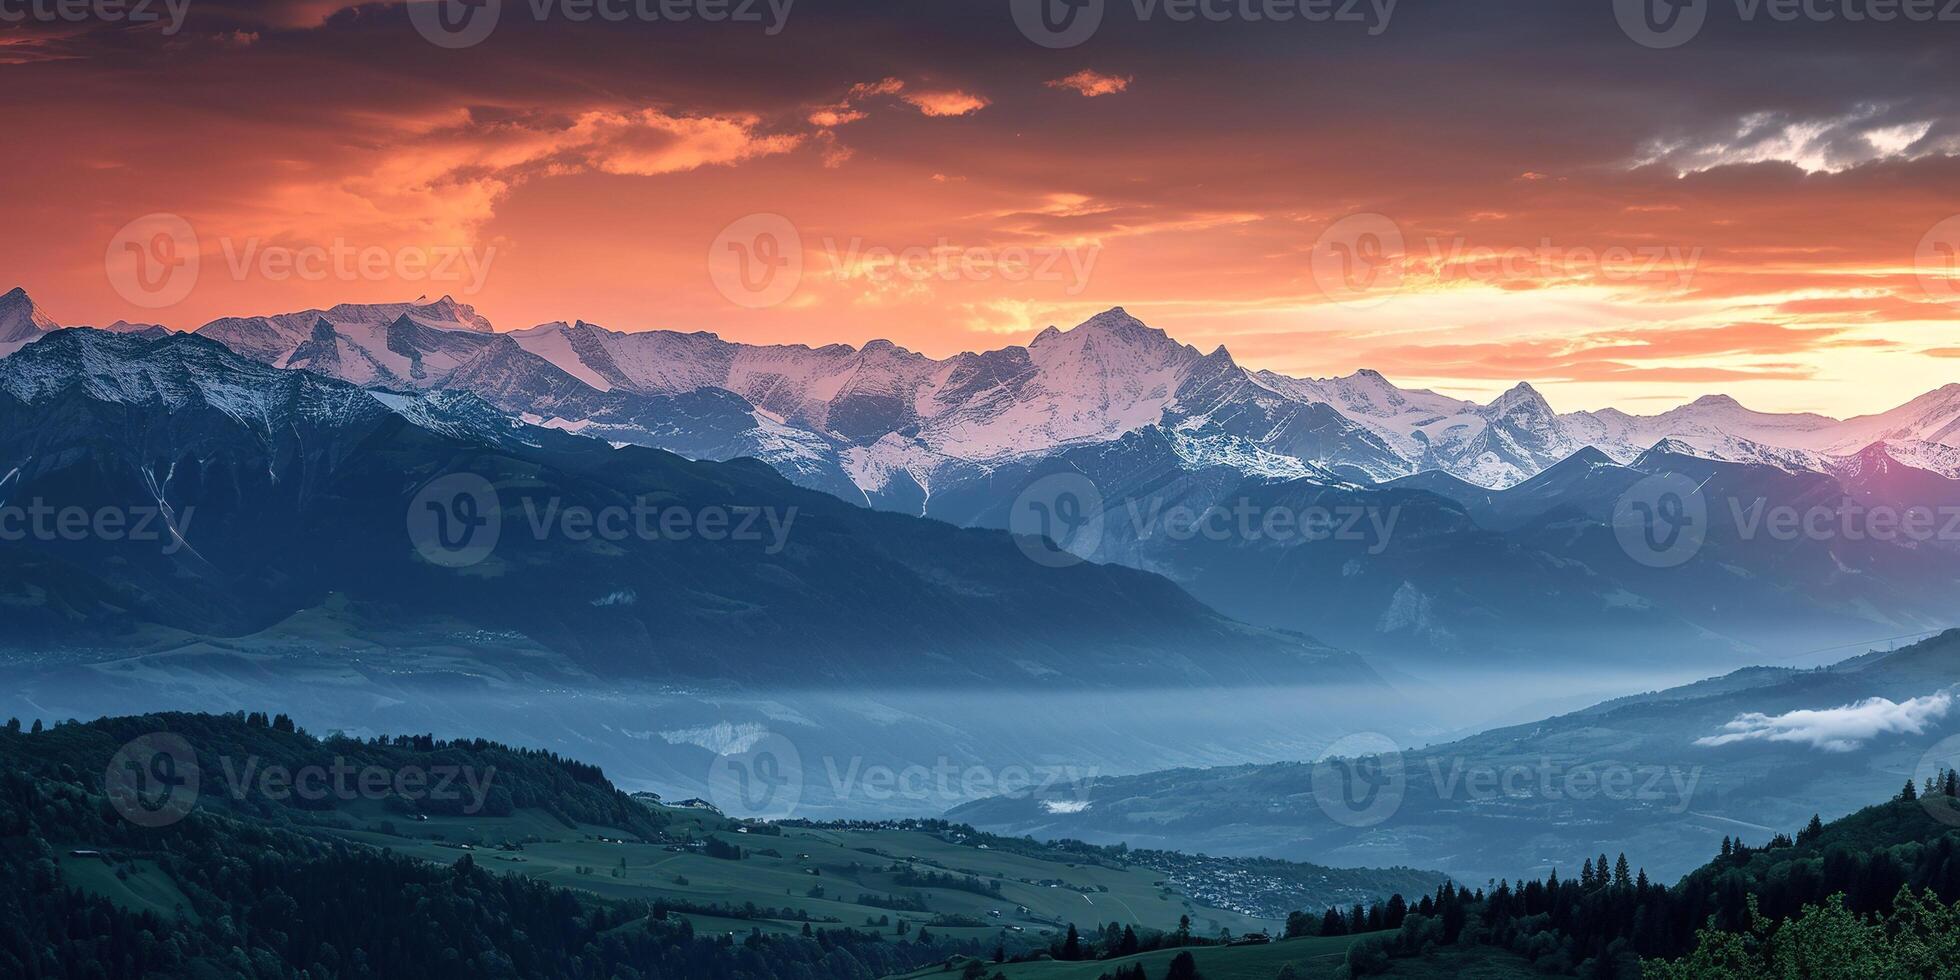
57, 854, 198, 922
308, 802, 1279, 947
48, 788, 1526, 977
886, 936, 1538, 980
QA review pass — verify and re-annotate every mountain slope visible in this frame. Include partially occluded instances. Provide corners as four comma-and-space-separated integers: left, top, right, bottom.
950, 629, 1960, 884
0, 327, 1375, 689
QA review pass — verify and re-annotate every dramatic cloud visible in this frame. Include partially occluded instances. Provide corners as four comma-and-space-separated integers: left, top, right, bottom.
2, 0, 1957, 414
565, 109, 803, 176
900, 89, 990, 117
1335, 320, 1893, 387
838, 77, 988, 116
1638, 107, 1958, 175
0, 28, 83, 64
1697, 693, 1954, 753
1046, 70, 1132, 98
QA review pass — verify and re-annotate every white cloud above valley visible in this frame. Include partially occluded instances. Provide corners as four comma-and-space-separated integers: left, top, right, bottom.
1697, 692, 1954, 753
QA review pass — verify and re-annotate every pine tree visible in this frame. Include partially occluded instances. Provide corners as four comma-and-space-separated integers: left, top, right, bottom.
1800, 814, 1825, 844
1320, 907, 1347, 936
1165, 950, 1199, 980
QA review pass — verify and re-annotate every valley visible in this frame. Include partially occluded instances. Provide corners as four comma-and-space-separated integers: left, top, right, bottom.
950, 631, 1960, 886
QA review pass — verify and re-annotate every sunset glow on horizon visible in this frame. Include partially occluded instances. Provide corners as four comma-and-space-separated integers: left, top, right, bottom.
5, 0, 1959, 417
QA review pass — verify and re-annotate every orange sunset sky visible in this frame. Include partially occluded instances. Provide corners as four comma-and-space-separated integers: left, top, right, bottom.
3, 0, 1959, 415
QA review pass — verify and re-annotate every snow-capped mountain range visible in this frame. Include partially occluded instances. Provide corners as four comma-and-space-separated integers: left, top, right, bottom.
7, 288, 1959, 500
0, 324, 1372, 687
11, 288, 1960, 670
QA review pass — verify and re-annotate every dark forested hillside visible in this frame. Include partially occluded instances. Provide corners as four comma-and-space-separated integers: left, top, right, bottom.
14, 713, 1958, 979
0, 713, 981, 979
1312, 783, 1960, 977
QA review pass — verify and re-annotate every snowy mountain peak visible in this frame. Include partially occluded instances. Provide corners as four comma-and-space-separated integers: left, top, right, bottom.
99, 320, 169, 336
1041, 307, 1171, 346
1640, 436, 1701, 460
1893, 384, 1960, 412
1690, 393, 1743, 409
1563, 445, 1617, 467
1081, 306, 1147, 332
400, 295, 493, 333
0, 286, 57, 344
1486, 381, 1553, 417
1852, 440, 1900, 470
1029, 309, 1195, 372
295, 296, 492, 335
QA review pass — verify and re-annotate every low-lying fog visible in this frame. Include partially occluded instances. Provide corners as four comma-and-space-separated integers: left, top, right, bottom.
0, 654, 1728, 822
